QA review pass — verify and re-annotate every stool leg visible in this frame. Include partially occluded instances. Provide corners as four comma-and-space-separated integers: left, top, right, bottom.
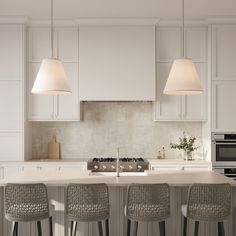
159, 221, 166, 236
70, 221, 74, 236
37, 221, 42, 236
133, 221, 138, 236
127, 219, 131, 236
11, 222, 18, 236
49, 216, 53, 236
194, 221, 199, 236
105, 219, 109, 236
218, 222, 225, 236
98, 221, 103, 236
73, 222, 78, 236
183, 217, 187, 236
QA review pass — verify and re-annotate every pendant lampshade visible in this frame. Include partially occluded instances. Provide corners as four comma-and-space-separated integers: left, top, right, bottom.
31, 58, 71, 95
163, 58, 203, 95
31, 0, 71, 95
163, 0, 203, 95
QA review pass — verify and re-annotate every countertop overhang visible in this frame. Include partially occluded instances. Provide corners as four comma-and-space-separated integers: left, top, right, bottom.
0, 170, 234, 187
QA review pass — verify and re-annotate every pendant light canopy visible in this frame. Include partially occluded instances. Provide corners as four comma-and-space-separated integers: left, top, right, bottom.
31, 0, 71, 95
163, 0, 203, 95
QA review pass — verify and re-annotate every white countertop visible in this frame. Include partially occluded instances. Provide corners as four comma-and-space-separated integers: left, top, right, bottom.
0, 170, 234, 187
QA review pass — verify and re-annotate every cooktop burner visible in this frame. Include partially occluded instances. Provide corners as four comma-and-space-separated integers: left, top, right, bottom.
92, 157, 145, 162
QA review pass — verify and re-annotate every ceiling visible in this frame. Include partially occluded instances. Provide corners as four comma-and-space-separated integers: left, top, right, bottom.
0, 0, 235, 20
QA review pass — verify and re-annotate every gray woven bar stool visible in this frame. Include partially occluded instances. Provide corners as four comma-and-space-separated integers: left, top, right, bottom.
66, 183, 110, 236
4, 183, 53, 236
181, 183, 231, 236
126, 183, 170, 236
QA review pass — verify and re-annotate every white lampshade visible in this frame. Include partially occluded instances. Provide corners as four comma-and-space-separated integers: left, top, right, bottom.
31, 58, 71, 95
163, 58, 203, 95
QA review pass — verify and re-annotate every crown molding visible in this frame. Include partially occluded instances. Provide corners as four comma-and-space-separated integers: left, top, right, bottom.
0, 16, 28, 24
75, 18, 160, 26
206, 17, 236, 24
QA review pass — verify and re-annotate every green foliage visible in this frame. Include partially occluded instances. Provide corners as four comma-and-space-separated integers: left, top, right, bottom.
170, 132, 199, 153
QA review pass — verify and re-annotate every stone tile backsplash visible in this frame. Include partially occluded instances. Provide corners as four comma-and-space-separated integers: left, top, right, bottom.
32, 102, 203, 160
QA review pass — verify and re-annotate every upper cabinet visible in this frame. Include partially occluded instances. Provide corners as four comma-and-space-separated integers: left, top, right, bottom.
0, 24, 25, 161
211, 24, 236, 131
154, 26, 208, 121
27, 27, 80, 121
78, 25, 156, 101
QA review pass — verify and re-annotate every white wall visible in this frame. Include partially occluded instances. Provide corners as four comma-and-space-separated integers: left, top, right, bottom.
32, 102, 203, 160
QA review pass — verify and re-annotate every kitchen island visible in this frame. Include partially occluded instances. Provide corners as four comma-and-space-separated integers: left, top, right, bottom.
0, 170, 235, 236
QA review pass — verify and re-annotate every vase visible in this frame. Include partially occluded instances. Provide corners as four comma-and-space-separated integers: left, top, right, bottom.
183, 150, 194, 161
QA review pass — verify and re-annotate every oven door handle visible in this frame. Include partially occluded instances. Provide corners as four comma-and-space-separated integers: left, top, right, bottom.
215, 142, 236, 145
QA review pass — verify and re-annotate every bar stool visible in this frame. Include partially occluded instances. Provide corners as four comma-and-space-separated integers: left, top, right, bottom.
181, 183, 231, 236
126, 183, 170, 236
66, 183, 110, 236
4, 183, 53, 236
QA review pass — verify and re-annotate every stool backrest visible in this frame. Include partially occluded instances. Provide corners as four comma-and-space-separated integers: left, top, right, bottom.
187, 183, 231, 221
66, 183, 110, 221
4, 183, 49, 222
126, 183, 170, 221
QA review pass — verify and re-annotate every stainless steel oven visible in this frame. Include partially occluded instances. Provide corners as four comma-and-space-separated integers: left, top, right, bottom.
212, 133, 236, 165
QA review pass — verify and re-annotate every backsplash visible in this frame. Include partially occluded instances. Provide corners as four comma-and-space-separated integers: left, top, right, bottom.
32, 102, 203, 159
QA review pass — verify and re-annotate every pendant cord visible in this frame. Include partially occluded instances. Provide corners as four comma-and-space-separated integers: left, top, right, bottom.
182, 0, 185, 58
51, 0, 54, 58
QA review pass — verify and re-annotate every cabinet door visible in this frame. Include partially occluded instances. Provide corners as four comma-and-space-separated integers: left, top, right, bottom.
28, 27, 51, 62
0, 81, 23, 131
0, 25, 23, 80
28, 63, 54, 120
56, 63, 80, 120
212, 25, 236, 80
212, 81, 236, 131
182, 63, 207, 121
154, 63, 182, 121
56, 28, 78, 62
0, 133, 23, 161
156, 27, 181, 62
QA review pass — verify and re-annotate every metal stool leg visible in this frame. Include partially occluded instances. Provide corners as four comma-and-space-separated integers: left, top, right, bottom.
105, 219, 109, 236
183, 217, 187, 236
98, 221, 103, 236
194, 221, 199, 236
218, 222, 225, 236
127, 219, 131, 236
49, 216, 53, 236
133, 221, 138, 236
159, 221, 166, 236
37, 221, 42, 236
11, 222, 18, 236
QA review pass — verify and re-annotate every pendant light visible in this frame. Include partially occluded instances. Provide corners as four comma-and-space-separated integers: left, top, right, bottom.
163, 0, 203, 95
31, 0, 71, 95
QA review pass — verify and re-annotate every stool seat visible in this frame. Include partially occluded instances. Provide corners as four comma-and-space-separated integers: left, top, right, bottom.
181, 203, 229, 220
68, 203, 109, 222
128, 203, 167, 221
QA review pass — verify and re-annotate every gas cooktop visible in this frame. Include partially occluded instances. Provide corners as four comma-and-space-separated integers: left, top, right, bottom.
87, 157, 149, 172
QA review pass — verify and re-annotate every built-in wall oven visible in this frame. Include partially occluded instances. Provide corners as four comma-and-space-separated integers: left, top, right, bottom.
212, 133, 236, 180
212, 133, 236, 163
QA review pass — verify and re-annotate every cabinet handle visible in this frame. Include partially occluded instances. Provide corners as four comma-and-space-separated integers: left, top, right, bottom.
57, 95, 59, 118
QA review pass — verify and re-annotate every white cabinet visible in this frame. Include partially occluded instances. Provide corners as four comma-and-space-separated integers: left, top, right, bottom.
211, 25, 236, 131
28, 27, 80, 121
212, 25, 236, 80
212, 81, 236, 131
79, 25, 156, 101
0, 24, 25, 161
154, 26, 208, 121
